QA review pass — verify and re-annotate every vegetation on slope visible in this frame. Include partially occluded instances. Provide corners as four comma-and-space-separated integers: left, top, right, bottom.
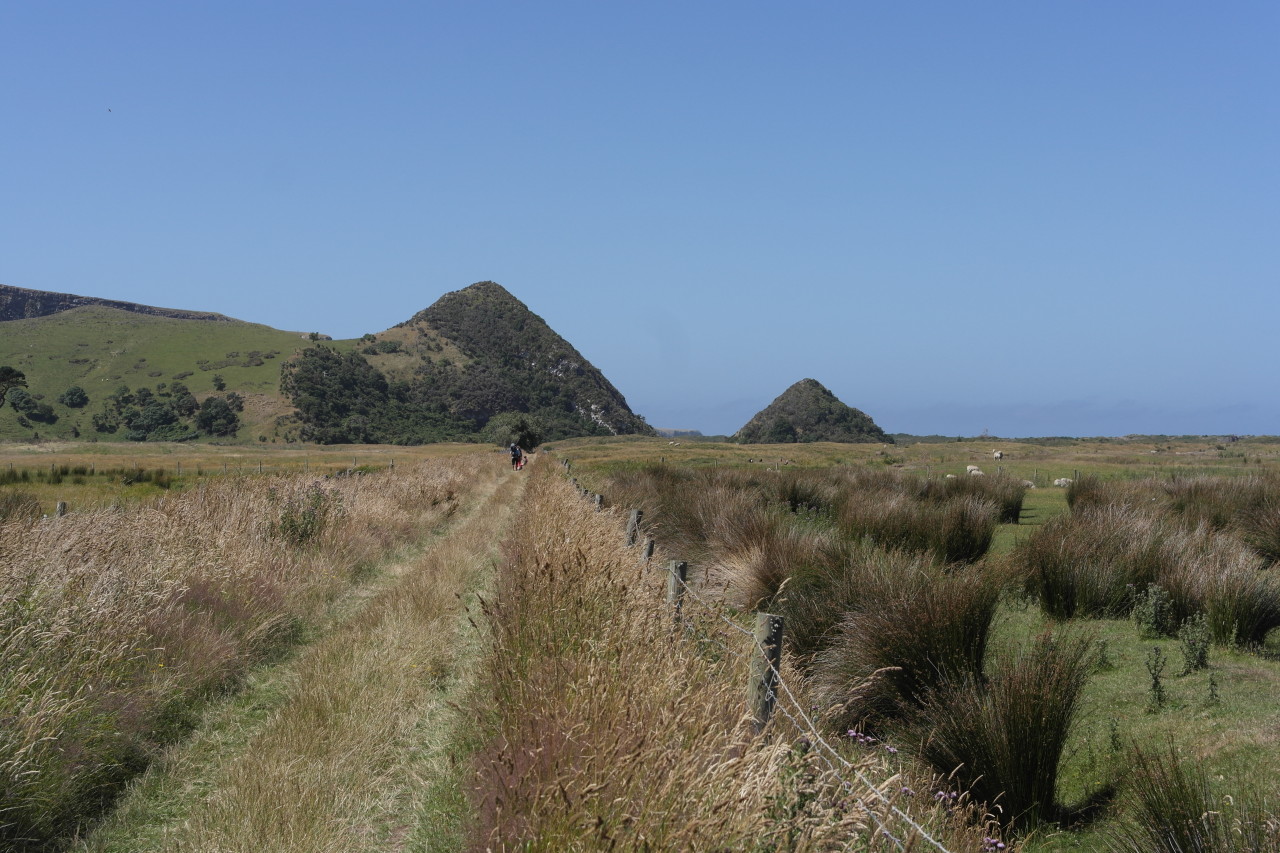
281, 281, 655, 444
0, 305, 318, 443
736, 378, 891, 444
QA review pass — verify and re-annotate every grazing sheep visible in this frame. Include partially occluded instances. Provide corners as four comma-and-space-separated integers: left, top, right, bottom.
945, 474, 957, 479
1022, 480, 1036, 489
969, 469, 985, 476
966, 465, 982, 474
1053, 477, 1074, 487
993, 450, 1004, 459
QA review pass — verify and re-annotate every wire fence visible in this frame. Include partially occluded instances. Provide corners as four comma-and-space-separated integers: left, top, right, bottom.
560, 460, 956, 853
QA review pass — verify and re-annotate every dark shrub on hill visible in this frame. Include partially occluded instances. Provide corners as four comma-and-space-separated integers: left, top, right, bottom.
57, 385, 89, 408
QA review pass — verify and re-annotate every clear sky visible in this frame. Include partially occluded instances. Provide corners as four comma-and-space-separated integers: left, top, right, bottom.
3, 2, 1277, 437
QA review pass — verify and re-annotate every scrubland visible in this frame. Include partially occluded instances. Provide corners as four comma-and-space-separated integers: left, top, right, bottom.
567, 441, 1280, 851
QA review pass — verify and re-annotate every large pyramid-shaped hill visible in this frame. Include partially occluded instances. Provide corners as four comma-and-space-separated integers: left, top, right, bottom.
281, 281, 655, 444
735, 379, 890, 444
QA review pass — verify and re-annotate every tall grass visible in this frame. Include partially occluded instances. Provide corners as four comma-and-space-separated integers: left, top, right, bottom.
906, 630, 1099, 832
469, 467, 998, 850
1018, 504, 1280, 647
1105, 741, 1280, 852
810, 560, 1002, 732
1017, 506, 1170, 620
0, 458, 480, 850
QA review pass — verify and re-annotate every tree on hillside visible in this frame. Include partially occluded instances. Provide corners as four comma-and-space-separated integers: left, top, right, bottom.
196, 397, 239, 437
483, 412, 546, 449
57, 386, 89, 408
0, 367, 27, 409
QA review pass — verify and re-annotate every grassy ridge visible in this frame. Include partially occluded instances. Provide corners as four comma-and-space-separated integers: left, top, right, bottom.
0, 305, 358, 443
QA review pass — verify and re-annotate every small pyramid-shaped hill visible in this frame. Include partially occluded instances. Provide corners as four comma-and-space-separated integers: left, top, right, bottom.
735, 379, 890, 444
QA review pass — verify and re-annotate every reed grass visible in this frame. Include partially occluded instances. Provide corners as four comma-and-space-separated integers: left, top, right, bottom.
1104, 741, 1280, 852
907, 630, 1098, 833
810, 560, 1002, 733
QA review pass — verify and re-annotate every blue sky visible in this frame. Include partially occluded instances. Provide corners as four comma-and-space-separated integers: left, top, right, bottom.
3, 2, 1277, 437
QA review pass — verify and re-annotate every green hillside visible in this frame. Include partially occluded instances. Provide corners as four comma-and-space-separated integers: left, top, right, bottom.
735, 378, 891, 444
0, 305, 347, 443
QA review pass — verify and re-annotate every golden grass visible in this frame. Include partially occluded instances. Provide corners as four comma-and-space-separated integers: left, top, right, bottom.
83, 461, 520, 852
0, 452, 491, 849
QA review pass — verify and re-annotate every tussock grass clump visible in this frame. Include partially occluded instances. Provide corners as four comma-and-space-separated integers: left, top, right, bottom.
924, 473, 1028, 524
839, 491, 1000, 564
0, 458, 481, 849
1106, 742, 1280, 852
811, 560, 1001, 732
1018, 502, 1280, 647
1017, 506, 1170, 620
906, 630, 1099, 832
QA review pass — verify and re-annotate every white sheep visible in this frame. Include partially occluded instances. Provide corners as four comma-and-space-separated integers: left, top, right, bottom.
1053, 477, 1074, 487
1022, 480, 1036, 489
993, 450, 1004, 459
966, 465, 982, 474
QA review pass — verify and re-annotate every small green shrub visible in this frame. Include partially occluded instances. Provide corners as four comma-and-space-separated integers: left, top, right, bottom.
1176, 613, 1210, 675
273, 484, 343, 546
1145, 647, 1167, 712
1132, 583, 1176, 638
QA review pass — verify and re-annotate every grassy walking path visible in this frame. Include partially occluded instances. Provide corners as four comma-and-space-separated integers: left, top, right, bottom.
77, 462, 526, 853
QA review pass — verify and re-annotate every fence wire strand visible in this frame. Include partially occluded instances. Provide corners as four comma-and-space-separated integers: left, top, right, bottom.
667, 548, 952, 853
578, 480, 958, 853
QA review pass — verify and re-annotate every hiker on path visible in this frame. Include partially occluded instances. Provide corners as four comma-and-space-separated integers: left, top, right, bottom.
509, 443, 523, 470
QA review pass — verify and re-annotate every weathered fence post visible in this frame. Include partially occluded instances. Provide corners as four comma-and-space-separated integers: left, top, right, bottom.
593, 493, 603, 511
55, 501, 67, 517
642, 537, 655, 563
626, 509, 643, 546
748, 612, 785, 732
667, 560, 688, 629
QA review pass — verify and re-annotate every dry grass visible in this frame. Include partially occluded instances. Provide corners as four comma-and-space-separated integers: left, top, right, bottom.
468, 464, 1001, 851
85, 456, 517, 852
0, 455, 487, 850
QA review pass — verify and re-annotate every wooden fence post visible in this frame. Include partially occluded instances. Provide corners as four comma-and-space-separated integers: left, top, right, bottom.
593, 493, 603, 511
626, 509, 643, 546
55, 501, 67, 517
667, 560, 688, 629
748, 612, 785, 732
642, 538, 655, 563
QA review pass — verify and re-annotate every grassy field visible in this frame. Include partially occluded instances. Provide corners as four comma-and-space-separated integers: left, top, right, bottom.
0, 440, 497, 516
543, 435, 1280, 849
5, 435, 1280, 850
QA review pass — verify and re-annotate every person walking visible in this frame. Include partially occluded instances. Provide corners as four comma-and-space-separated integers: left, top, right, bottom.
509, 442, 523, 470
